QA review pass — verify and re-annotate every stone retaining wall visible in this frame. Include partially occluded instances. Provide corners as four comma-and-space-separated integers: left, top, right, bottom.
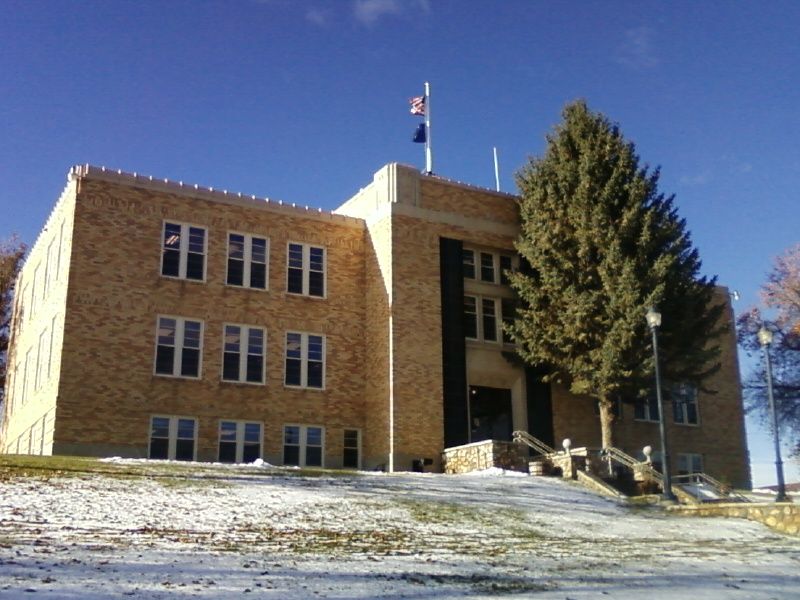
668, 502, 799, 536
442, 440, 528, 474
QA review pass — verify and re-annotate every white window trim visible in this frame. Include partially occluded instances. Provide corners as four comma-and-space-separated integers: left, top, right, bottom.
221, 323, 267, 385
677, 452, 704, 475
226, 232, 270, 290
673, 385, 701, 427
286, 241, 327, 298
218, 420, 263, 463
153, 315, 204, 379
465, 295, 501, 343
634, 398, 661, 423
284, 331, 326, 390
343, 428, 362, 470
160, 221, 208, 282
149, 415, 198, 461
464, 247, 517, 285
283, 424, 325, 468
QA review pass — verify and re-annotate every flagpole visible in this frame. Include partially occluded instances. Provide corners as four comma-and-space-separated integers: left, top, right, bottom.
424, 81, 432, 174
493, 146, 500, 192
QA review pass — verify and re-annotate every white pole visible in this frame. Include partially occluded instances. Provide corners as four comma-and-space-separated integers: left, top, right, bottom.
493, 146, 500, 192
424, 81, 432, 174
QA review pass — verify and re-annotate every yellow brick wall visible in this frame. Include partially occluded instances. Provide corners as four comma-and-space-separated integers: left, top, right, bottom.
1, 179, 75, 454
48, 176, 368, 466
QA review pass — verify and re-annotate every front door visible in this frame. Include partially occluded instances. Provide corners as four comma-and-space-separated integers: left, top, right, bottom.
469, 385, 513, 442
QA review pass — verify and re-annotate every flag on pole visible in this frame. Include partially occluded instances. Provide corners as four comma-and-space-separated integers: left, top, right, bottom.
409, 96, 426, 116
412, 123, 426, 143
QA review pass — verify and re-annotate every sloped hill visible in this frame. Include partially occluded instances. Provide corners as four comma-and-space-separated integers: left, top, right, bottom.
0, 457, 798, 598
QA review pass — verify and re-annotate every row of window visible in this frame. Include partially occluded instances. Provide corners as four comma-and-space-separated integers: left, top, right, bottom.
9, 316, 60, 412
597, 383, 700, 426
463, 248, 515, 285
154, 316, 325, 389
464, 295, 515, 344
161, 222, 326, 298
149, 416, 360, 469
17, 220, 66, 328
646, 450, 704, 475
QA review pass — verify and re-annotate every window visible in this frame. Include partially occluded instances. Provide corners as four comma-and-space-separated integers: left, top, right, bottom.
285, 332, 325, 389
161, 222, 206, 281
462, 249, 475, 279
44, 240, 53, 296
677, 453, 703, 476
480, 252, 495, 282
343, 429, 361, 469
154, 316, 203, 378
222, 324, 265, 384
499, 255, 513, 285
55, 221, 65, 282
227, 233, 268, 289
149, 416, 197, 461
287, 242, 325, 297
634, 392, 661, 422
501, 298, 515, 344
464, 295, 501, 342
672, 382, 699, 425
47, 315, 57, 379
283, 425, 324, 467
218, 421, 262, 463
35, 330, 47, 391
31, 265, 39, 317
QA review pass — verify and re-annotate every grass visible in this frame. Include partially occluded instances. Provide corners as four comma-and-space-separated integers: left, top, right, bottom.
0, 454, 362, 483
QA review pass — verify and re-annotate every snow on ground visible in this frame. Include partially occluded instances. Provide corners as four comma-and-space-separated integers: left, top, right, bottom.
1, 461, 798, 599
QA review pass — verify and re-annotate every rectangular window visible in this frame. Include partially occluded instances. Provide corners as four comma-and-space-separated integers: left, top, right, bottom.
47, 315, 57, 379
462, 249, 475, 279
343, 429, 361, 469
672, 383, 699, 425
218, 421, 262, 463
464, 296, 500, 342
481, 298, 497, 342
222, 324, 266, 384
44, 240, 53, 297
161, 222, 207, 281
464, 296, 478, 339
34, 330, 47, 391
31, 265, 40, 317
634, 393, 660, 422
501, 298, 515, 344
499, 255, 513, 285
677, 453, 703, 476
480, 252, 495, 283
227, 233, 268, 289
154, 316, 203, 378
287, 242, 325, 297
149, 416, 197, 461
55, 221, 64, 282
22, 350, 31, 405
285, 332, 325, 389
283, 425, 325, 467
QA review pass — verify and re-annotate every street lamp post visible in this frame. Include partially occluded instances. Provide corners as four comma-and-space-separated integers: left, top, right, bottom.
757, 327, 788, 502
646, 307, 676, 502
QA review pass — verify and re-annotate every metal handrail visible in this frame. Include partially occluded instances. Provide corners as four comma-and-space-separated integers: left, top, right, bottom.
602, 446, 663, 483
672, 472, 749, 502
512, 430, 556, 456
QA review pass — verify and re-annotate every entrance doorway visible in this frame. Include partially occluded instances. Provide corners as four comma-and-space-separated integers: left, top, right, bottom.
469, 385, 513, 442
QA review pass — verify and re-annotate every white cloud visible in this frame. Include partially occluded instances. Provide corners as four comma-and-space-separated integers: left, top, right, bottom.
353, 0, 429, 26
679, 171, 712, 186
305, 7, 329, 26
616, 27, 659, 69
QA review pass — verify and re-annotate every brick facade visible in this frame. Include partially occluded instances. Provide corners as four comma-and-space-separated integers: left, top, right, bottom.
1, 163, 751, 487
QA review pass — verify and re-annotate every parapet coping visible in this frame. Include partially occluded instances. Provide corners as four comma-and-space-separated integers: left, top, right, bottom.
69, 164, 366, 228
422, 170, 519, 201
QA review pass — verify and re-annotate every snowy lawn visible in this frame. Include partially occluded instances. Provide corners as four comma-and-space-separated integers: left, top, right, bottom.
0, 456, 798, 599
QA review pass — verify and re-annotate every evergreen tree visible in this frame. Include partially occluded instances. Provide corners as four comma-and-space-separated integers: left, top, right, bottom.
509, 101, 724, 450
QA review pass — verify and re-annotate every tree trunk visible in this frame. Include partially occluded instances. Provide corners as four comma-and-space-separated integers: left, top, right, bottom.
598, 396, 615, 450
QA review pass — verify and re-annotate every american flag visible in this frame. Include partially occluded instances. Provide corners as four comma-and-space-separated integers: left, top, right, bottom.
409, 95, 425, 116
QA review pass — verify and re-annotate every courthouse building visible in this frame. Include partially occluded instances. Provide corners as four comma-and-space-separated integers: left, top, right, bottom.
0, 162, 751, 487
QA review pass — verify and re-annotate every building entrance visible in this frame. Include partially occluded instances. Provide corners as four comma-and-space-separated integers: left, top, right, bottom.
469, 385, 513, 442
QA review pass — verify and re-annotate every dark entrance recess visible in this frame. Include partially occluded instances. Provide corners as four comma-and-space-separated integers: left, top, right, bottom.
469, 385, 513, 442
440, 237, 469, 447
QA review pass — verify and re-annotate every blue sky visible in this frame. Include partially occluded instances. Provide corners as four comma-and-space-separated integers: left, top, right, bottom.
1, 0, 798, 486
